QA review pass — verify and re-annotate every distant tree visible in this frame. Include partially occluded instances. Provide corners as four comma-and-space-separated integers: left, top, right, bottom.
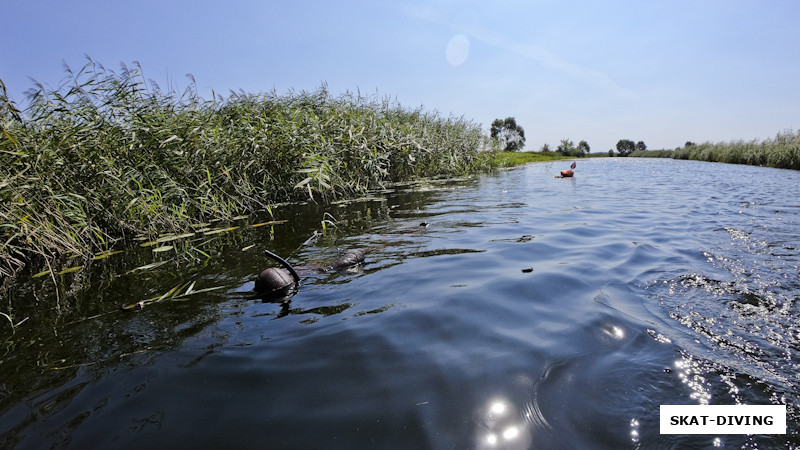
577, 140, 590, 155
557, 139, 576, 156
540, 143, 551, 153
608, 149, 614, 157
490, 117, 526, 152
616, 139, 636, 157
685, 141, 696, 148
636, 141, 647, 152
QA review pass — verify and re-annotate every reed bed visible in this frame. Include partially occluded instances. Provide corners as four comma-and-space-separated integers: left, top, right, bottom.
672, 130, 800, 169
0, 61, 492, 278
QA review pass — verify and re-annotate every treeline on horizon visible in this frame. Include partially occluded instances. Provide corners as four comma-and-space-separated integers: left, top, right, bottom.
530, 132, 800, 170
0, 60, 493, 278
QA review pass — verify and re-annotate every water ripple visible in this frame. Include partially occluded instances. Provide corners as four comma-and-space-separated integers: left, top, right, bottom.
4, 159, 800, 448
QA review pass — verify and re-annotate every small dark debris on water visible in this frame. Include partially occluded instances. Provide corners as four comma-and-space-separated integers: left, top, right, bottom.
419, 222, 429, 228
522, 267, 534, 273
664, 368, 672, 373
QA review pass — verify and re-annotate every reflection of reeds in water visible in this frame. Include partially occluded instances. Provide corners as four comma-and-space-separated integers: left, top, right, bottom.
0, 59, 492, 278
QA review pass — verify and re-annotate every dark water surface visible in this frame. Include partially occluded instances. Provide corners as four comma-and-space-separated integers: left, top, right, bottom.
2, 158, 799, 449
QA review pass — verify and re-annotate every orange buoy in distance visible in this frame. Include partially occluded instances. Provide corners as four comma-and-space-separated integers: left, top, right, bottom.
556, 162, 576, 178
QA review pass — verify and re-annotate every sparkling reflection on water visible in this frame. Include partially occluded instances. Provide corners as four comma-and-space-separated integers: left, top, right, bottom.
1, 158, 799, 449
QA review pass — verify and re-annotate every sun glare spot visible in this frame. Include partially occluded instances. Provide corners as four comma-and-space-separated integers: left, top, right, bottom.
490, 401, 507, 415
477, 397, 531, 448
446, 34, 470, 66
502, 426, 520, 440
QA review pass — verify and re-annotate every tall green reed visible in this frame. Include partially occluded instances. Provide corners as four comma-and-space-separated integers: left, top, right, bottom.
0, 59, 492, 278
672, 130, 800, 170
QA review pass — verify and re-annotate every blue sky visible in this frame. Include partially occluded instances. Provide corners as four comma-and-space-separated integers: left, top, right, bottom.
2, 0, 799, 152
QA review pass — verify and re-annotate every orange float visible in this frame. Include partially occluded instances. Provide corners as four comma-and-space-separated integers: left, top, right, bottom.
555, 162, 577, 178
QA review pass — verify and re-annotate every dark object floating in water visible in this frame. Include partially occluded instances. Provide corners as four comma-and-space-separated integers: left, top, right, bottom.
256, 249, 301, 297
321, 249, 366, 273
522, 267, 533, 273
255, 249, 366, 297
419, 222, 429, 228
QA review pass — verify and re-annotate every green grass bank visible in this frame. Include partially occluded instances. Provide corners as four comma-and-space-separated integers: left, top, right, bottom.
0, 62, 494, 278
491, 151, 572, 167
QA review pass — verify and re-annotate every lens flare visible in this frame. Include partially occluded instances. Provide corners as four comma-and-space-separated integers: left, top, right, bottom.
446, 34, 470, 66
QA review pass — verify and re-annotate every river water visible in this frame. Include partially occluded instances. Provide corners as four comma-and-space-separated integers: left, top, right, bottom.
1, 158, 799, 449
